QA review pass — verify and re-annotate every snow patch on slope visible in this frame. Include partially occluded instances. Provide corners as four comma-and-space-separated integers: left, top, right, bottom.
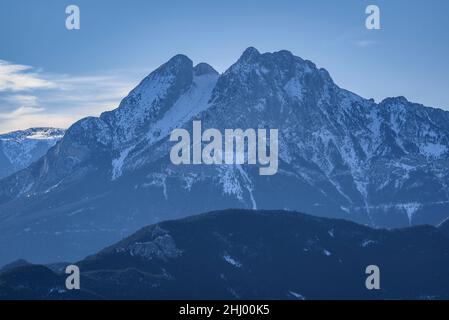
420, 143, 447, 158
147, 73, 219, 145
111, 147, 133, 181
284, 77, 303, 101
223, 254, 242, 268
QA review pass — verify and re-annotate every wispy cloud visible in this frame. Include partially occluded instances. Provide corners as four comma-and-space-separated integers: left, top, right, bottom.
0, 106, 45, 119
47, 74, 134, 111
0, 60, 56, 92
0, 109, 78, 133
0, 59, 141, 133
1, 94, 38, 106
0, 106, 76, 133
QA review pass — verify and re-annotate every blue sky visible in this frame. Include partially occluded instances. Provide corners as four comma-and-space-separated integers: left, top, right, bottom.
0, 0, 448, 133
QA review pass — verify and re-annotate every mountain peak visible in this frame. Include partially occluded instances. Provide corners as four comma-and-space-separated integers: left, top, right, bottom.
0, 259, 31, 273
167, 54, 192, 66
150, 53, 193, 76
380, 96, 410, 106
193, 63, 218, 76
239, 47, 260, 62
273, 49, 294, 58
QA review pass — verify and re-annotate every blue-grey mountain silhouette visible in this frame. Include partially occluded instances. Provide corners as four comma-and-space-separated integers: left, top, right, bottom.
0, 48, 449, 265
0, 128, 65, 179
1, 209, 449, 300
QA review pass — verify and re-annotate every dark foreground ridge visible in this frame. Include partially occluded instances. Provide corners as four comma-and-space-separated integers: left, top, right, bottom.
1, 209, 449, 300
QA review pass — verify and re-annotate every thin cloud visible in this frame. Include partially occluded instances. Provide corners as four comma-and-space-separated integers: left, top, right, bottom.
0, 112, 78, 134
0, 106, 45, 119
0, 105, 81, 134
0, 60, 56, 92
1, 94, 38, 106
0, 59, 141, 133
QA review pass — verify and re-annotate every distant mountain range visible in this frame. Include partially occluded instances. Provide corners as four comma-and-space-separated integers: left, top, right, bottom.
0, 128, 65, 179
1, 209, 449, 300
1, 48, 449, 265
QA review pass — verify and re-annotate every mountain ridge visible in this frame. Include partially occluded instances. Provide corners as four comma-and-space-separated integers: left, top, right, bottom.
0, 127, 65, 179
2, 209, 449, 300
0, 48, 448, 265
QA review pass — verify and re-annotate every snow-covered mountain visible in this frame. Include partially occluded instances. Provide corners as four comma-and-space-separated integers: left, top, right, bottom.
0, 128, 65, 179
1, 48, 449, 265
